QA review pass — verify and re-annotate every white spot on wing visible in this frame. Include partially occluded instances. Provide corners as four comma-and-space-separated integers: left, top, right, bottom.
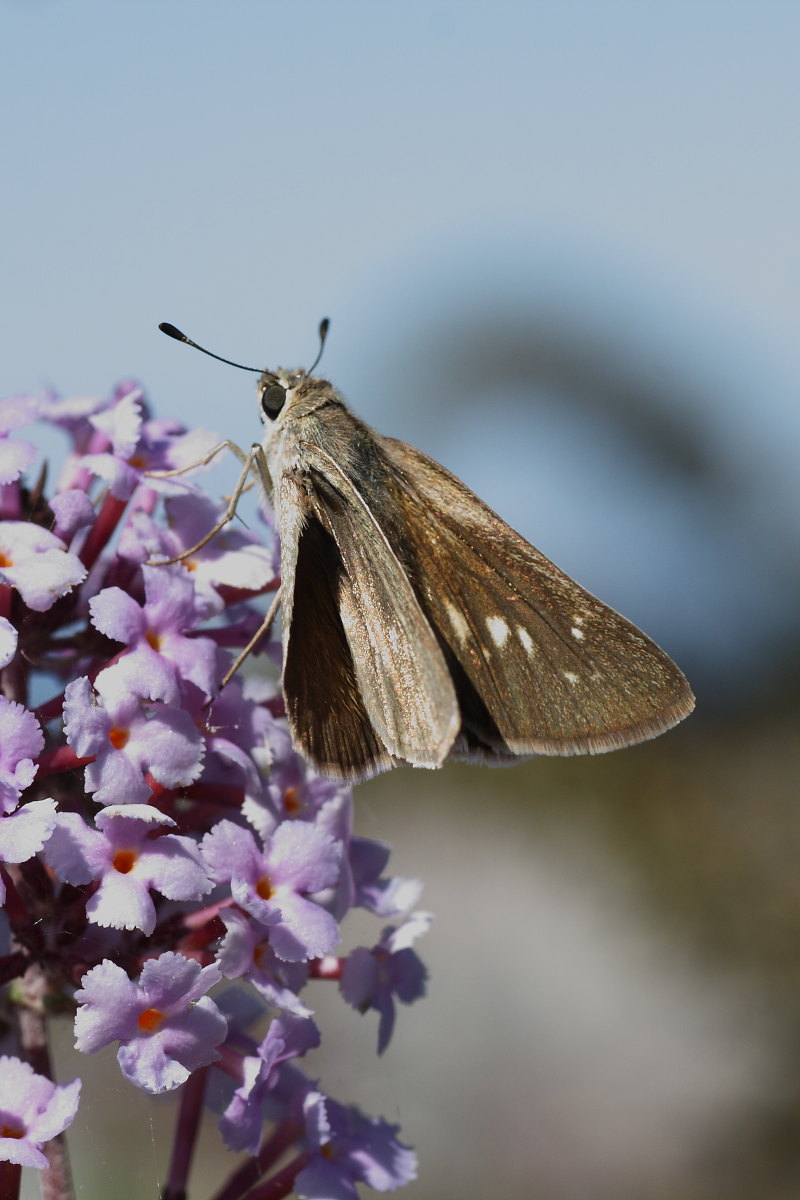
518, 627, 534, 655
445, 601, 470, 645
486, 616, 510, 648
570, 626, 585, 640
563, 671, 578, 685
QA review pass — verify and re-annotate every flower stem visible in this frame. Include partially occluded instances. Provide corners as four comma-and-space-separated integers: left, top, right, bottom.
209, 1118, 303, 1200
162, 1065, 208, 1200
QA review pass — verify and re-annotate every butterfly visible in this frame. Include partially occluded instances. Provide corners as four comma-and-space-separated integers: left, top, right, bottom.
158, 320, 694, 782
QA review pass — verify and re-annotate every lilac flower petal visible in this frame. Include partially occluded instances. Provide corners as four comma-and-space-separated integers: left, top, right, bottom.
157, 631, 219, 699
43, 812, 107, 883
0, 697, 44, 811
141, 563, 196, 630
80, 452, 140, 499
94, 804, 175, 831
202, 819, 261, 883
267, 821, 341, 895
88, 871, 157, 934
265, 892, 340, 963
48, 488, 96, 540
124, 705, 205, 788
25, 1076, 82, 1145
89, 587, 147, 643
63, 677, 109, 758
94, 646, 181, 706
0, 617, 17, 668
0, 798, 58, 864
0, 437, 37, 485
74, 960, 141, 1052
0, 696, 44, 762
84, 746, 153, 807
140, 836, 213, 902
0, 394, 40, 435
339, 947, 378, 1011
138, 952, 221, 1010
90, 391, 143, 458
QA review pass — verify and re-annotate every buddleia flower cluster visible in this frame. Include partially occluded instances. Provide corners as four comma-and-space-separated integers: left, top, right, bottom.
0, 384, 429, 1200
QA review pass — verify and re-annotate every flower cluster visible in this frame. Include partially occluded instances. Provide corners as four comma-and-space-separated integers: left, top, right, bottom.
0, 385, 429, 1200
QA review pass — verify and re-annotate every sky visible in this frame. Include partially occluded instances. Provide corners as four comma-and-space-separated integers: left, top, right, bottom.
3, 1, 799, 691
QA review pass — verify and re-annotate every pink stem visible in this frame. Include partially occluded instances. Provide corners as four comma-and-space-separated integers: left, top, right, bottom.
209, 1119, 304, 1200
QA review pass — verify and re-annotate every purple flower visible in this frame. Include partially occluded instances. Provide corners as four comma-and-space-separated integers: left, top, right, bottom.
0, 697, 44, 812
200, 679, 273, 806
217, 907, 311, 1016
0, 374, 427, 1196
340, 913, 431, 1054
219, 1014, 320, 1153
63, 675, 205, 805
74, 953, 226, 1093
89, 564, 219, 704
260, 734, 348, 828
0, 395, 39, 485
0, 522, 86, 611
44, 805, 212, 935
80, 387, 220, 500
202, 819, 341, 961
124, 493, 276, 616
0, 1056, 81, 1169
297, 1092, 417, 1199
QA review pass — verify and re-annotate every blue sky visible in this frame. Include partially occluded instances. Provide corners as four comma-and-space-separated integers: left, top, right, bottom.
3, 1, 799, 694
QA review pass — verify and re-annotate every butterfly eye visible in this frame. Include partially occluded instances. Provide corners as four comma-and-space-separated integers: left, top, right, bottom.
261, 383, 287, 419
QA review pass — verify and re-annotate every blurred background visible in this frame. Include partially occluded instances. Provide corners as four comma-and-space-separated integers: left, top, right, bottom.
5, 2, 800, 1197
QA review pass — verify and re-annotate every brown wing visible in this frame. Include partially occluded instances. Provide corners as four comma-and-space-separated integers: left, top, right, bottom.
281, 501, 392, 781
278, 446, 459, 780
379, 436, 695, 758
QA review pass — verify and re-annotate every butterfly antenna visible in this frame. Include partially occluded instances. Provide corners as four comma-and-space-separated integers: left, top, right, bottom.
306, 318, 331, 375
158, 322, 263, 373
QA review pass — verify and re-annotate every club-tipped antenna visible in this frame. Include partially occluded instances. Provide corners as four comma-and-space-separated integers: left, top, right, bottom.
158, 322, 263, 374
306, 318, 330, 375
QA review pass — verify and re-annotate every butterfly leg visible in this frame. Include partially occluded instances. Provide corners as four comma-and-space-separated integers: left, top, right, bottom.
146, 438, 248, 479
147, 443, 273, 565
219, 585, 282, 690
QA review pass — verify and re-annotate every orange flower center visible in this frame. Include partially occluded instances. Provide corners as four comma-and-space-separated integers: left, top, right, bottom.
283, 786, 301, 815
256, 875, 274, 901
0, 552, 12, 568
146, 630, 162, 651
137, 1008, 165, 1034
108, 726, 129, 750
113, 849, 136, 874
0, 1119, 24, 1139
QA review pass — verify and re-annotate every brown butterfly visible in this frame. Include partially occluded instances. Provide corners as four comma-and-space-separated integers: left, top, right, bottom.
158, 320, 694, 782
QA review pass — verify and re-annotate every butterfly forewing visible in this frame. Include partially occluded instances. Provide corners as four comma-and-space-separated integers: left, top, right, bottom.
280, 497, 391, 780
278, 440, 459, 777
379, 437, 695, 757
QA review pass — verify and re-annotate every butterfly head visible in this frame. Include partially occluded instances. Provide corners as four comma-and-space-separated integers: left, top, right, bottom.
157, 317, 334, 431
257, 367, 305, 424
